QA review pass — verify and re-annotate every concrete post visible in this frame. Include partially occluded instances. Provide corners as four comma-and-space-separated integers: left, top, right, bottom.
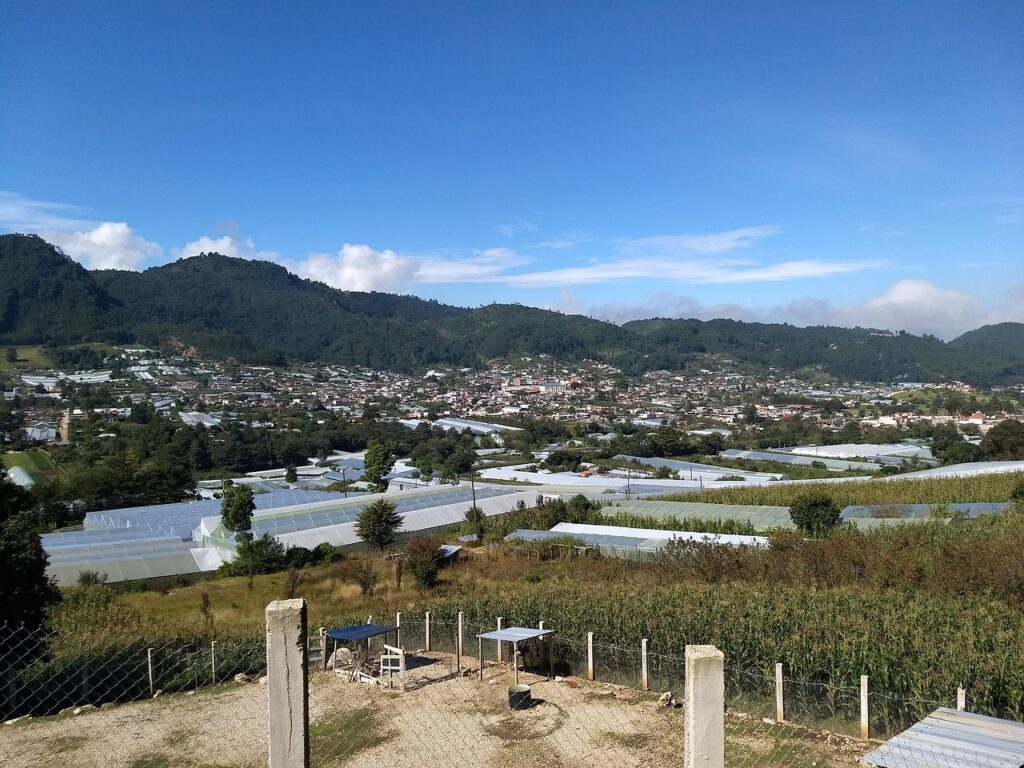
775, 663, 784, 722
147, 648, 155, 696
425, 611, 431, 652
319, 628, 327, 672
641, 638, 649, 692
957, 687, 966, 711
395, 612, 402, 649
457, 611, 464, 672
478, 635, 484, 681
587, 632, 594, 681
860, 675, 870, 740
684, 645, 724, 768
266, 599, 309, 768
211, 641, 218, 684
496, 617, 503, 662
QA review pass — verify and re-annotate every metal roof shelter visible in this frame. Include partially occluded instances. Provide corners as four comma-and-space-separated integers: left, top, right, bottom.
476, 627, 555, 684
327, 623, 397, 643
862, 707, 1024, 768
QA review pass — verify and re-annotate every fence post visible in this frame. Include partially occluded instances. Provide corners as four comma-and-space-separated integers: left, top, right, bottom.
684, 645, 724, 768
641, 638, 649, 692
496, 617, 503, 662
457, 611, 464, 672
860, 675, 870, 740
587, 632, 594, 681
147, 648, 155, 696
395, 612, 402, 649
211, 641, 218, 684
775, 663, 784, 722
957, 687, 966, 711
320, 628, 327, 672
266, 598, 309, 768
425, 611, 431, 652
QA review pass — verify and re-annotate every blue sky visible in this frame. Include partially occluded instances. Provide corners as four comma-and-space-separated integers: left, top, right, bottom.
2, 1, 1022, 337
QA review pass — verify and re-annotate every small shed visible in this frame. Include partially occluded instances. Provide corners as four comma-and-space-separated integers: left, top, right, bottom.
862, 708, 1024, 768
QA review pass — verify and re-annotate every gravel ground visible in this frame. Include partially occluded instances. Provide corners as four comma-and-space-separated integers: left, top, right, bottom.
0, 652, 861, 768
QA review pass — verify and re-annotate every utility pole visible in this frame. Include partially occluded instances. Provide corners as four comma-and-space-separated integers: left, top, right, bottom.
340, 466, 348, 498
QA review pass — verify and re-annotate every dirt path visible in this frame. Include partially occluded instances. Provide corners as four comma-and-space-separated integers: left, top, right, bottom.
0, 653, 861, 768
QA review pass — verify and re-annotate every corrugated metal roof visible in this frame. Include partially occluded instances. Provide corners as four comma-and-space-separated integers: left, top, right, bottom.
862, 708, 1024, 768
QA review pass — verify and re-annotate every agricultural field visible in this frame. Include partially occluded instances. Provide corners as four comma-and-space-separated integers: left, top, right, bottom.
0, 345, 51, 372
669, 470, 1024, 507
2, 448, 63, 483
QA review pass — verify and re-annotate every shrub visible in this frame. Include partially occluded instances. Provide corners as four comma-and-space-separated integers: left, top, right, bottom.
790, 492, 841, 536
406, 537, 443, 588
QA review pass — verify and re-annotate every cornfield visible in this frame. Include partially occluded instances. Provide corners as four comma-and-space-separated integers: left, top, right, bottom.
413, 581, 1024, 722
666, 471, 1024, 507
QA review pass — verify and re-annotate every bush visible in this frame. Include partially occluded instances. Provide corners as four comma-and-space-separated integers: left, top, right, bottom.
353, 562, 377, 595
406, 537, 443, 588
789, 492, 841, 536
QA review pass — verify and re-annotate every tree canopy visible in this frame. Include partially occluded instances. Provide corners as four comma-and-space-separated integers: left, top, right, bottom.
355, 498, 402, 551
221, 484, 256, 536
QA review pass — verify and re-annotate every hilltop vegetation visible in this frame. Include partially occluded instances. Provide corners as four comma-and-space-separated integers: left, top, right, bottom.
3, 233, 1024, 382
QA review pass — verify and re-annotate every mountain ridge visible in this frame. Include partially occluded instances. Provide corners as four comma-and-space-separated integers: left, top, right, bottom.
1, 234, 1021, 383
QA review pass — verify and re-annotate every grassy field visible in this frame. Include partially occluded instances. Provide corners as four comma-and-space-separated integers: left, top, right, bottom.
664, 470, 1024, 507
2, 448, 62, 482
0, 345, 51, 372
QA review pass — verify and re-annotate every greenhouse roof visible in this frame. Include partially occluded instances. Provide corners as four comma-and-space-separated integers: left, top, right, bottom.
602, 500, 794, 530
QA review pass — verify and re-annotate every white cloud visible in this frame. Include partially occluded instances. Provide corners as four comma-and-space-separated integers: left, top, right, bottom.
175, 235, 277, 261
0, 190, 94, 231
295, 243, 416, 292
615, 226, 782, 257
40, 222, 162, 270
0, 191, 161, 270
416, 247, 531, 283
496, 220, 538, 238
576, 278, 1009, 339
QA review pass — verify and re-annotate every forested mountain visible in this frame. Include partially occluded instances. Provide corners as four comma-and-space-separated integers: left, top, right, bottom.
951, 323, 1024, 368
624, 317, 1023, 383
1, 233, 1021, 383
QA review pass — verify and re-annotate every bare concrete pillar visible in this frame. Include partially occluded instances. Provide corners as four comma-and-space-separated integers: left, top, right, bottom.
395, 612, 402, 648
860, 675, 870, 740
775, 663, 784, 722
457, 612, 464, 672
957, 687, 966, 711
641, 638, 649, 692
684, 645, 724, 768
587, 632, 594, 681
266, 599, 309, 768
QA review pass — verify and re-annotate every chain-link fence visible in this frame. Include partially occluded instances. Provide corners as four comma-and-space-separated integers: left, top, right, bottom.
2, 617, 1019, 767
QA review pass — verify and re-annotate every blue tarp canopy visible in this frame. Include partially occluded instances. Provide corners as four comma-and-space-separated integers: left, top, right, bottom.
326, 623, 397, 642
